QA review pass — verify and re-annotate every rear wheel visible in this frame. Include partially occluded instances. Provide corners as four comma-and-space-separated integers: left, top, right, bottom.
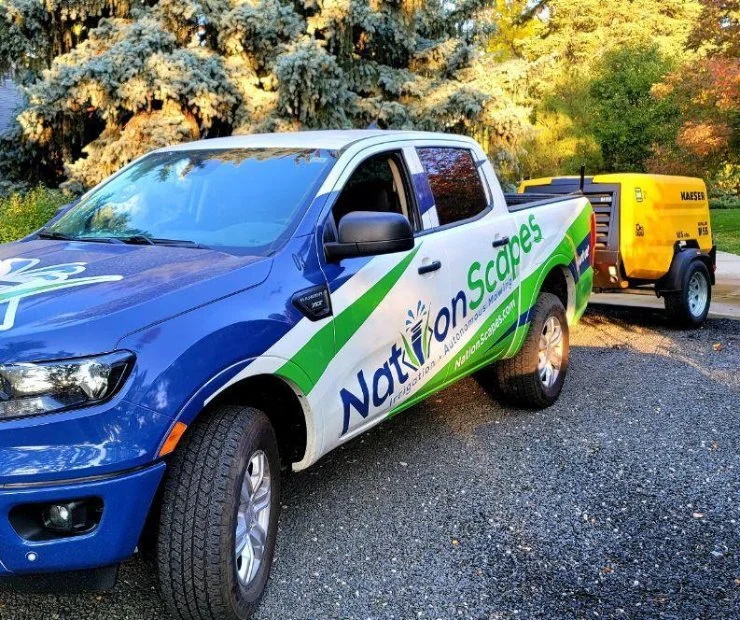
156, 406, 281, 620
664, 260, 711, 328
492, 292, 570, 408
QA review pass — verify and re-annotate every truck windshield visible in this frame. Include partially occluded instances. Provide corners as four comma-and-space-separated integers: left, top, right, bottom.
46, 148, 337, 254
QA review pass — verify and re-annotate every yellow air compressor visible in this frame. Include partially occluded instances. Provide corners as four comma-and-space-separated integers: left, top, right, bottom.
519, 174, 716, 326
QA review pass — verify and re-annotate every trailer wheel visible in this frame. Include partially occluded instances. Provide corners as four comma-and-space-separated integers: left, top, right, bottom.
492, 293, 569, 408
664, 260, 711, 328
156, 406, 280, 620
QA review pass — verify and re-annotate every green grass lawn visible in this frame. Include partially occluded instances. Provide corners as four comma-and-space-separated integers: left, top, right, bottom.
712, 209, 740, 255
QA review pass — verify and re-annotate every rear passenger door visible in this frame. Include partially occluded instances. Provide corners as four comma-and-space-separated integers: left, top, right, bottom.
409, 144, 521, 385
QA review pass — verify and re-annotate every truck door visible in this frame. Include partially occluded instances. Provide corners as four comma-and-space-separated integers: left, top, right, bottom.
313, 147, 454, 448
409, 144, 522, 385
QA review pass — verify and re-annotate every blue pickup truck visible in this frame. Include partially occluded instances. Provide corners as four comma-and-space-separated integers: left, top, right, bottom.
0, 130, 594, 618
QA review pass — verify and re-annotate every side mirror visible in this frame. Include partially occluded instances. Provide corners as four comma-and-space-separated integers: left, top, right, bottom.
325, 211, 414, 261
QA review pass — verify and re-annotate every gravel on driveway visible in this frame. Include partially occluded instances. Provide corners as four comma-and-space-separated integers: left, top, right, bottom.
1, 305, 738, 619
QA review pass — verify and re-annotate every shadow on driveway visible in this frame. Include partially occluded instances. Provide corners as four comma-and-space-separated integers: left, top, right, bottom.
1, 305, 738, 619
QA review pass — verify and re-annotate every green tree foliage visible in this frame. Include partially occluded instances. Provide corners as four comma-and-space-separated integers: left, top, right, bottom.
651, 0, 739, 195
587, 45, 678, 172
516, 0, 703, 179
0, 0, 736, 193
0, 0, 497, 190
0, 186, 67, 243
520, 0, 702, 84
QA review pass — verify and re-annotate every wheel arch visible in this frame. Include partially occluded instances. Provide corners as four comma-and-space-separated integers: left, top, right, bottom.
526, 257, 577, 325
539, 264, 577, 324
657, 247, 716, 293
141, 364, 316, 559
165, 358, 320, 471
204, 373, 310, 469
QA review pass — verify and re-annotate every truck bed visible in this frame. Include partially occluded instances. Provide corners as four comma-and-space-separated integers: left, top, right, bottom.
504, 192, 577, 211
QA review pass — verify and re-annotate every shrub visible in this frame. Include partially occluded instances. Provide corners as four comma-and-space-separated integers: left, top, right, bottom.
710, 195, 740, 210
0, 186, 69, 244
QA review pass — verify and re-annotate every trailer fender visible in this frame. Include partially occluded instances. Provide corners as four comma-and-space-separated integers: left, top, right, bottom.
656, 247, 715, 294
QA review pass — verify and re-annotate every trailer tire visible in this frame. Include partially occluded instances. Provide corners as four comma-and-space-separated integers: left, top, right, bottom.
664, 260, 711, 328
492, 293, 569, 409
156, 406, 281, 620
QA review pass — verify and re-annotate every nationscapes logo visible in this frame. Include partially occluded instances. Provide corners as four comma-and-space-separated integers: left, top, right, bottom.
338, 214, 545, 436
0, 258, 123, 332
401, 301, 432, 370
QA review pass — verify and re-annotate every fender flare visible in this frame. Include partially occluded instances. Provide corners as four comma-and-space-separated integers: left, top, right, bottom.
656, 247, 716, 293
157, 356, 323, 470
522, 253, 574, 316
505, 254, 574, 357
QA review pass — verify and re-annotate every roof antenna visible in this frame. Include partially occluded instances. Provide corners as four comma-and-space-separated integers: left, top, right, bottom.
579, 164, 586, 193
367, 114, 387, 130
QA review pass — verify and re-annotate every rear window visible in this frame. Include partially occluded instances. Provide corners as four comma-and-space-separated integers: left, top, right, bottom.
417, 147, 489, 227
49, 148, 337, 255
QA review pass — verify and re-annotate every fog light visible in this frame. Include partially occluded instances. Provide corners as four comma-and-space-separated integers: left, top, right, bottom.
47, 504, 72, 529
42, 500, 93, 533
10, 497, 103, 541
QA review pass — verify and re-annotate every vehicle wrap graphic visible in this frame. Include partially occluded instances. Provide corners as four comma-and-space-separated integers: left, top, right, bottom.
337, 213, 546, 435
169, 198, 593, 469
241, 203, 594, 453
0, 258, 123, 332
401, 301, 432, 370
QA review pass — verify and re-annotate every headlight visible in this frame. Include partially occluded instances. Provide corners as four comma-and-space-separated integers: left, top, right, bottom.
0, 351, 134, 420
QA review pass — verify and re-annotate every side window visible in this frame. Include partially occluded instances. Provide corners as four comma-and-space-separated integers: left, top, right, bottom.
331, 151, 416, 228
417, 147, 489, 227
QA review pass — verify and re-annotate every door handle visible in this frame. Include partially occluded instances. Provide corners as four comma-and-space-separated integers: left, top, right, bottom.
418, 260, 442, 275
492, 237, 510, 248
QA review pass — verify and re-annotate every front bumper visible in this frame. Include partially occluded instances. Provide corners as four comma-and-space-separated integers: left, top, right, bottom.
0, 462, 165, 575
0, 398, 173, 485
0, 397, 173, 576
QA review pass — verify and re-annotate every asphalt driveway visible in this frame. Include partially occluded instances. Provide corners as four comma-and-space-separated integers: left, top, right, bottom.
1, 305, 738, 619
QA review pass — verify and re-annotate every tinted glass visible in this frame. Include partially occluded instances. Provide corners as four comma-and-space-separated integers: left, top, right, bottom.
417, 147, 488, 226
332, 153, 405, 224
49, 148, 337, 254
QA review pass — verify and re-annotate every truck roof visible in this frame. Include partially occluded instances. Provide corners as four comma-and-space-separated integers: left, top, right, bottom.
159, 129, 476, 153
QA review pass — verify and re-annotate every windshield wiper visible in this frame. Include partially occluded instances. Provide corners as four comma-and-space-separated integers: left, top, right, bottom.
39, 230, 206, 249
38, 230, 125, 244
118, 235, 155, 246
118, 236, 208, 249
38, 230, 76, 241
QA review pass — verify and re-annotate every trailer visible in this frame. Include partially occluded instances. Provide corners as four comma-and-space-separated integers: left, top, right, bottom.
519, 174, 716, 326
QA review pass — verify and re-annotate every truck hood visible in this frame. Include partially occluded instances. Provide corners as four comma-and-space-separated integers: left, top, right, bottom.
0, 240, 271, 362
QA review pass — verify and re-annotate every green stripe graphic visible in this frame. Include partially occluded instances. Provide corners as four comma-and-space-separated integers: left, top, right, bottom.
278, 245, 421, 393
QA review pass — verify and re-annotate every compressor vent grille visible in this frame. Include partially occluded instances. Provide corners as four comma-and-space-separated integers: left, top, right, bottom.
587, 193, 614, 249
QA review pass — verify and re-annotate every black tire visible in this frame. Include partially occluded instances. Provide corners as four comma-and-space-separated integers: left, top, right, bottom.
492, 292, 569, 408
664, 260, 712, 328
156, 406, 281, 620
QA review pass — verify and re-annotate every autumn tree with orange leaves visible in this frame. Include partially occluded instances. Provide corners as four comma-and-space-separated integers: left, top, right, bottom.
650, 0, 739, 196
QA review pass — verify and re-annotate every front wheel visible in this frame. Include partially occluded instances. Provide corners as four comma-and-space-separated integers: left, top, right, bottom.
664, 260, 712, 328
156, 406, 281, 620
491, 292, 570, 408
